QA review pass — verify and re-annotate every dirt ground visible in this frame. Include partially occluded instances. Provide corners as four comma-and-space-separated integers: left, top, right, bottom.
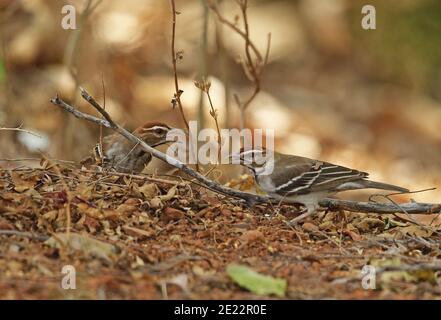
0, 164, 440, 299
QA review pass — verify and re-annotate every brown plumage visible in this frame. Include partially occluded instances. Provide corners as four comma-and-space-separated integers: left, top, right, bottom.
232, 147, 409, 224
81, 122, 173, 173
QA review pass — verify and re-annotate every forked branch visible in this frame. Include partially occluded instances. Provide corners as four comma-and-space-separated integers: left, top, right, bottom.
50, 89, 441, 217
209, 0, 271, 130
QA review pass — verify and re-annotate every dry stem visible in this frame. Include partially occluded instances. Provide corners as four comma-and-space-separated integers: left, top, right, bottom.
170, 0, 189, 131
0, 124, 42, 138
209, 0, 271, 130
50, 89, 441, 217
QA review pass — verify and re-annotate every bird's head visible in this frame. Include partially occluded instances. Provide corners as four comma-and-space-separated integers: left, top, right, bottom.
229, 146, 275, 175
134, 122, 176, 147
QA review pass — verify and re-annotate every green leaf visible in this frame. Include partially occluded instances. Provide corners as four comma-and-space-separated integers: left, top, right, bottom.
226, 263, 286, 297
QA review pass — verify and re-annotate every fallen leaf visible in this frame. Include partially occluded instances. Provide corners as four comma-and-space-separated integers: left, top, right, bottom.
122, 225, 154, 239
159, 186, 177, 201
240, 229, 265, 244
137, 183, 158, 198
44, 233, 118, 262
161, 207, 184, 223
354, 217, 385, 232
344, 229, 363, 241
400, 225, 433, 237
302, 222, 319, 232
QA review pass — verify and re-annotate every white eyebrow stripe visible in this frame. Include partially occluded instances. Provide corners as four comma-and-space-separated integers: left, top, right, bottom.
239, 149, 264, 157
144, 126, 169, 131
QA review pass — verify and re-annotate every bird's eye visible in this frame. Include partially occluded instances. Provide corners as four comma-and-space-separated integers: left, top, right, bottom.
155, 128, 165, 135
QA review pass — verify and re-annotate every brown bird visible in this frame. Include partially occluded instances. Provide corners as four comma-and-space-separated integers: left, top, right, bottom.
231, 147, 409, 224
81, 122, 173, 173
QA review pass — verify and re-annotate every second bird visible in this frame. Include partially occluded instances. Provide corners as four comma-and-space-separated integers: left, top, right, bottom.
82, 122, 173, 173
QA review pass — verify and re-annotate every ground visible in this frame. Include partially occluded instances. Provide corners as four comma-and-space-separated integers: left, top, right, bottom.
0, 164, 440, 299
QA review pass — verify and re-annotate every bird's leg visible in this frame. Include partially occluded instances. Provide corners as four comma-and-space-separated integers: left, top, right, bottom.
287, 203, 318, 226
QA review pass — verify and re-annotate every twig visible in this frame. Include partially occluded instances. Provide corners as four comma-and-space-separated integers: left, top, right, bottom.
170, 0, 189, 131
209, 0, 271, 131
63, 0, 101, 159
0, 229, 49, 241
0, 158, 74, 164
214, 6, 232, 128
206, 91, 222, 162
194, 79, 222, 163
99, 74, 106, 165
170, 0, 199, 172
369, 192, 441, 236
51, 89, 264, 205
0, 124, 42, 138
208, 0, 262, 60
375, 263, 441, 273
80, 169, 179, 186
320, 198, 441, 215
50, 89, 441, 216
197, 0, 209, 130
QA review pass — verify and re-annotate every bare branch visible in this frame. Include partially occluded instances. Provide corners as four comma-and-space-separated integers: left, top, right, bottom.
0, 124, 42, 138
194, 78, 222, 163
170, 0, 190, 132
208, 1, 262, 60
51, 89, 263, 205
0, 229, 49, 242
320, 198, 441, 215
375, 263, 441, 273
50, 89, 441, 217
264, 33, 272, 66
51, 94, 109, 127
209, 0, 271, 131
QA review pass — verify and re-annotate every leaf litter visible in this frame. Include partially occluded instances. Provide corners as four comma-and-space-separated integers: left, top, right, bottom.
0, 164, 441, 299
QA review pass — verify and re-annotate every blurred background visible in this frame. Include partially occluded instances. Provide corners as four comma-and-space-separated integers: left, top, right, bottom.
1, 0, 441, 202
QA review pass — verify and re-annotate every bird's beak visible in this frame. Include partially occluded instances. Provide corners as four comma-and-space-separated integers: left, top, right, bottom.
150, 140, 167, 147
165, 128, 183, 142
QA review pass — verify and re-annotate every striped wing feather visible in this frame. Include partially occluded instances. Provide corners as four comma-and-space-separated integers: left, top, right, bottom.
272, 156, 368, 195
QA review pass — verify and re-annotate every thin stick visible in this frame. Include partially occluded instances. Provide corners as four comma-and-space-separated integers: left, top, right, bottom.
208, 0, 262, 60
207, 90, 222, 163
170, 0, 199, 172
50, 89, 441, 216
63, 0, 99, 159
99, 74, 106, 164
170, 0, 189, 131
195, 79, 222, 163
0, 158, 75, 164
375, 263, 441, 273
0, 124, 42, 138
214, 7, 231, 128
0, 230, 49, 241
80, 169, 179, 185
209, 0, 271, 132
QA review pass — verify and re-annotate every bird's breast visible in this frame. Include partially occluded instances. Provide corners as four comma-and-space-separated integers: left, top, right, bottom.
256, 175, 276, 193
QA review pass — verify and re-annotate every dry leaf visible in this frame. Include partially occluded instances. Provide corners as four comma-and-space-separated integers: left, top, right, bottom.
45, 233, 118, 262
161, 207, 184, 223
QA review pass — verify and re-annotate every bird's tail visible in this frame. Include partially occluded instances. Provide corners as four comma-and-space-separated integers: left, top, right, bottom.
359, 179, 409, 193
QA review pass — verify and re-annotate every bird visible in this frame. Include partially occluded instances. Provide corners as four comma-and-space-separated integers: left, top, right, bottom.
81, 122, 173, 173
230, 147, 409, 225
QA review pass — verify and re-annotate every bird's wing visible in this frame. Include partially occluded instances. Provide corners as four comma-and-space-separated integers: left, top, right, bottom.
272, 156, 368, 195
